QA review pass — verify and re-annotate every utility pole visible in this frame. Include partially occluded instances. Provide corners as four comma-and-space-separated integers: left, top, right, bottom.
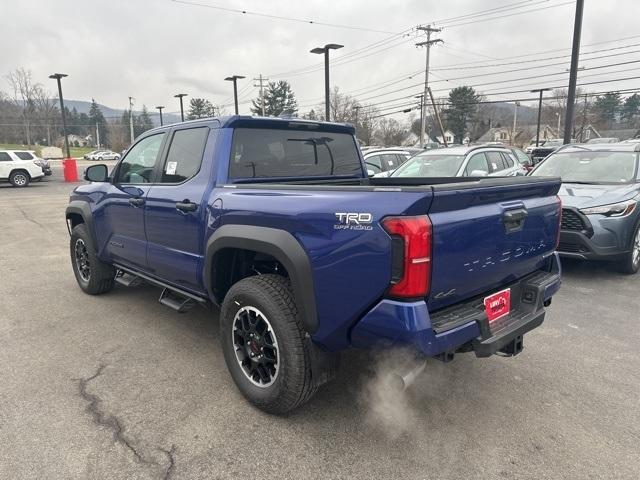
512, 101, 520, 144
531, 88, 551, 146
253, 74, 269, 116
416, 25, 443, 147
427, 87, 447, 147
564, 0, 584, 144
96, 123, 100, 147
128, 96, 135, 144
414, 94, 424, 143
156, 106, 164, 126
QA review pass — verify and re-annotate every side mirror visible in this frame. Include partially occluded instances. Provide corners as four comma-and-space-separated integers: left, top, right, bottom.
84, 164, 108, 182
367, 169, 375, 177
470, 170, 488, 177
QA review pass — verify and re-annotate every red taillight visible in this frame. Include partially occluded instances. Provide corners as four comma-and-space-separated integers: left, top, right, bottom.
555, 195, 563, 249
382, 215, 432, 298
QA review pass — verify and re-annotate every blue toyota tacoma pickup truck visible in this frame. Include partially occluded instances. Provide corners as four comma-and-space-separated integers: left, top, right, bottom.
66, 116, 562, 413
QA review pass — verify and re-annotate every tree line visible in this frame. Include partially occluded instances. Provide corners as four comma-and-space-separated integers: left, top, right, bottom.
2, 66, 639, 151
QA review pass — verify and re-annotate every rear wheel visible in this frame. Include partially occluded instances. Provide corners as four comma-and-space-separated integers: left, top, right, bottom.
9, 170, 30, 187
220, 274, 316, 414
619, 223, 640, 274
70, 224, 115, 294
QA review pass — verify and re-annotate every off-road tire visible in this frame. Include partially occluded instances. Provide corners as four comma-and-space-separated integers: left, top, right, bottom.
70, 224, 115, 294
9, 170, 30, 187
618, 221, 640, 274
220, 274, 316, 414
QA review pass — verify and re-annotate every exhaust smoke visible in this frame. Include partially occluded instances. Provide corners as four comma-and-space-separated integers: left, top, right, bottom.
358, 348, 428, 439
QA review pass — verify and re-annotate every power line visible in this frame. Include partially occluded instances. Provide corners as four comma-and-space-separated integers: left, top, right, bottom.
170, 0, 397, 34
442, 1, 575, 28
431, 0, 543, 24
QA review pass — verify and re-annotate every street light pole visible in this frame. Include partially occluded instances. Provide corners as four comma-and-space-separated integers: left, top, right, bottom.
49, 73, 70, 159
156, 106, 164, 126
310, 44, 344, 122
564, 0, 584, 144
531, 88, 551, 147
224, 76, 246, 115
174, 94, 187, 122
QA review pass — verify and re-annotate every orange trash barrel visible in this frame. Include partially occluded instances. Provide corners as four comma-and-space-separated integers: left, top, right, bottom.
62, 158, 79, 182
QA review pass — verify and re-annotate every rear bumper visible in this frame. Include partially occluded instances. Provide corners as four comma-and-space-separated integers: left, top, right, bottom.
350, 252, 561, 357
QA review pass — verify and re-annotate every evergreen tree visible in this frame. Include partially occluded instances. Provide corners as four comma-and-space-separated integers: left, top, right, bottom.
134, 105, 154, 137
89, 99, 107, 147
444, 86, 480, 143
251, 80, 297, 116
622, 94, 640, 125
187, 98, 216, 119
593, 92, 621, 127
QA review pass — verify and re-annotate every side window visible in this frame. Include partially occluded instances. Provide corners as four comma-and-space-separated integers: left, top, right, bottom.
159, 127, 209, 183
485, 151, 505, 172
0, 152, 12, 162
381, 154, 399, 170
15, 152, 34, 160
365, 155, 383, 172
464, 153, 489, 176
500, 152, 514, 168
115, 133, 165, 184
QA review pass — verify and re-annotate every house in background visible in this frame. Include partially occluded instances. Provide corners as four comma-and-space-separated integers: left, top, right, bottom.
597, 128, 640, 141
575, 125, 640, 142
435, 130, 468, 145
477, 124, 556, 147
55, 133, 92, 147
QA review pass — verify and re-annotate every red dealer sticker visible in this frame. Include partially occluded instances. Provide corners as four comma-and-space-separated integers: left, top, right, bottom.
484, 288, 511, 323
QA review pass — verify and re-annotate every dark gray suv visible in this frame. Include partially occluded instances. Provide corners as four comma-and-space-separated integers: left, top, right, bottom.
530, 143, 640, 273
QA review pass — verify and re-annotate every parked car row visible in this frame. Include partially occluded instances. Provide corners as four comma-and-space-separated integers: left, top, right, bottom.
84, 149, 121, 161
373, 145, 527, 178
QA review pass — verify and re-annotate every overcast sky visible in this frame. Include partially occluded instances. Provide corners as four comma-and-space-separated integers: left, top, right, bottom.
3, 0, 638, 118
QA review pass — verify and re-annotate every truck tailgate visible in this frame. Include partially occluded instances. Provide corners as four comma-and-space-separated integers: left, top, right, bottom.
426, 177, 561, 311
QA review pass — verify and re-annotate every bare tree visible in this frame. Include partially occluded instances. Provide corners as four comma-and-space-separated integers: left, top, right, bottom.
6, 68, 42, 145
374, 118, 409, 146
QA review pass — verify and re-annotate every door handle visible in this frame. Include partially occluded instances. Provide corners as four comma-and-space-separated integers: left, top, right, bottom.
176, 200, 198, 212
502, 208, 528, 233
129, 197, 145, 207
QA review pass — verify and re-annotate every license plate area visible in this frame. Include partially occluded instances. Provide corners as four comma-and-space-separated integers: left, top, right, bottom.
484, 288, 511, 328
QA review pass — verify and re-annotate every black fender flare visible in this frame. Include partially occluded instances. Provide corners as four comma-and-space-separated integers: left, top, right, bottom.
205, 225, 318, 333
65, 201, 97, 247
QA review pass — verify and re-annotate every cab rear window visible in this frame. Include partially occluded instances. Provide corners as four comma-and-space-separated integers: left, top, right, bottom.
229, 128, 362, 179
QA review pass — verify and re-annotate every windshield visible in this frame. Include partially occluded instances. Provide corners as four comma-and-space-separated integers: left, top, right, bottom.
391, 154, 465, 177
531, 151, 638, 184
542, 139, 563, 147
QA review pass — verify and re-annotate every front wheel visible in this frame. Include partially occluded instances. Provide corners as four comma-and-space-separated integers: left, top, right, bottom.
220, 274, 316, 414
9, 170, 30, 187
619, 223, 640, 274
70, 224, 115, 294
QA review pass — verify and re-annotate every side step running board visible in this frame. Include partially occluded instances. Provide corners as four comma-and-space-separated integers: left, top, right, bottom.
159, 288, 198, 313
113, 264, 209, 313
115, 270, 144, 287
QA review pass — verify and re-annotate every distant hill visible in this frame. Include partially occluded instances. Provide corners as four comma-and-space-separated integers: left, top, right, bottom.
63, 99, 182, 126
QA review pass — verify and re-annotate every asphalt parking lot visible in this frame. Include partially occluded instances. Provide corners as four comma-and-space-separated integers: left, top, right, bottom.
1, 164, 639, 480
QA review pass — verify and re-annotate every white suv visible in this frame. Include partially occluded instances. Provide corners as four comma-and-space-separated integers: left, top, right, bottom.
0, 150, 45, 187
